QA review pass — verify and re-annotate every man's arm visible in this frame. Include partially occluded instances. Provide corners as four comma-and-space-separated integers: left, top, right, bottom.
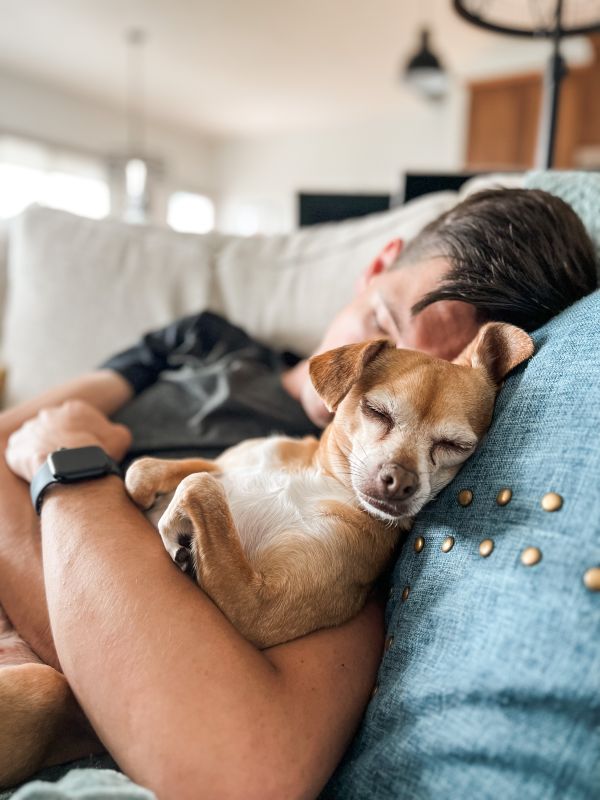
6, 403, 384, 800
41, 480, 382, 800
0, 370, 133, 666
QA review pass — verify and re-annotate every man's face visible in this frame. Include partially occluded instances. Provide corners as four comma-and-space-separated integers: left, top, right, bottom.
301, 252, 480, 427
316, 256, 479, 360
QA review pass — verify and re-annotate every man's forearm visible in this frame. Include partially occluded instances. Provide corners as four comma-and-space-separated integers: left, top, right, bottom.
0, 370, 133, 665
0, 451, 57, 665
0, 370, 133, 432
41, 477, 383, 800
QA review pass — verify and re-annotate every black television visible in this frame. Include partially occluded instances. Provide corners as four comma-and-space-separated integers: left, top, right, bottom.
298, 192, 391, 227
402, 173, 479, 203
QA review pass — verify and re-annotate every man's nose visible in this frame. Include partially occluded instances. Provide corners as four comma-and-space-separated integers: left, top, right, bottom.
378, 463, 419, 500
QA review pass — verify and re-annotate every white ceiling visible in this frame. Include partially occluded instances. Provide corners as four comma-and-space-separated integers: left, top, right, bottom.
0, 0, 592, 137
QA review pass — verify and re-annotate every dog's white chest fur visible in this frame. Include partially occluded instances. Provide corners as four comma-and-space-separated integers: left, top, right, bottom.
146, 444, 358, 565
219, 467, 356, 560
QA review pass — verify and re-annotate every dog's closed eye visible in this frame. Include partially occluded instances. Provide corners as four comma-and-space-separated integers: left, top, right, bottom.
360, 399, 394, 430
430, 439, 475, 465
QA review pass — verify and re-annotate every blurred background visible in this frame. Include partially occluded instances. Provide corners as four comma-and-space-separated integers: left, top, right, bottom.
0, 0, 599, 235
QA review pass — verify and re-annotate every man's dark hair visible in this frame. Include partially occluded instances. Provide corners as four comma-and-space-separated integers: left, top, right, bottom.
405, 188, 598, 331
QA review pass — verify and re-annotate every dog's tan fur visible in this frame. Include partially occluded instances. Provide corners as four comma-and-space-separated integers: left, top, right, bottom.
0, 664, 102, 787
0, 322, 533, 787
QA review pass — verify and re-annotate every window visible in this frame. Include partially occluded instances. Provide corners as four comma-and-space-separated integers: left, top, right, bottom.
167, 191, 214, 234
0, 136, 110, 220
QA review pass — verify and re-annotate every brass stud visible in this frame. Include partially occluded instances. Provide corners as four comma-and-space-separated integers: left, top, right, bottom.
371, 683, 379, 698
496, 488, 512, 506
384, 635, 394, 651
583, 567, 600, 592
414, 536, 425, 553
541, 492, 563, 512
521, 546, 542, 566
441, 536, 455, 553
479, 538, 494, 557
457, 489, 473, 507
401, 586, 410, 602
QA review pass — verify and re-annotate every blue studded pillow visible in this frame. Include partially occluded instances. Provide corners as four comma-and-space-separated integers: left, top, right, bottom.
323, 289, 600, 800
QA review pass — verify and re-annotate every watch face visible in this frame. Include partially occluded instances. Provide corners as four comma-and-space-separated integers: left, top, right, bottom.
48, 446, 110, 479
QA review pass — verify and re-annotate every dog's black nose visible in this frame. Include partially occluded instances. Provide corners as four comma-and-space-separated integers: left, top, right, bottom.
378, 463, 419, 500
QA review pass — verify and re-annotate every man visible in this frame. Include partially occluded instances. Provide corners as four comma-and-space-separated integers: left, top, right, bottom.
0, 188, 597, 799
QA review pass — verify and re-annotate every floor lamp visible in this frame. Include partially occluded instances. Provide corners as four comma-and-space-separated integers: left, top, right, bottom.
453, 0, 600, 167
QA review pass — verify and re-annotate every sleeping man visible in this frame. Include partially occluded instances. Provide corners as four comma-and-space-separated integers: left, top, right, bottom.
0, 187, 597, 799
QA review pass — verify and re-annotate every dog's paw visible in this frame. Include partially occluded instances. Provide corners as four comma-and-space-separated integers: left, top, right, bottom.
158, 504, 195, 576
157, 473, 223, 579
125, 457, 164, 510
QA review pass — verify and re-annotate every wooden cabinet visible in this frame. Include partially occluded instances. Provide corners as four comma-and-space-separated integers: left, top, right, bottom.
466, 35, 600, 170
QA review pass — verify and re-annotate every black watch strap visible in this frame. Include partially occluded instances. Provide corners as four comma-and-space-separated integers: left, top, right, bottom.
30, 446, 122, 515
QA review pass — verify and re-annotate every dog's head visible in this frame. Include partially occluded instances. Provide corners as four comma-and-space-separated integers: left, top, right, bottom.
309, 323, 533, 522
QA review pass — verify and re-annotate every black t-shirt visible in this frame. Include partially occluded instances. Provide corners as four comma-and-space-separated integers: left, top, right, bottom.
103, 312, 320, 464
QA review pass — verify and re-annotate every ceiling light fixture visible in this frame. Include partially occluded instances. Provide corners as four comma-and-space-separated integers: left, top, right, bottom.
109, 27, 163, 224
124, 27, 151, 223
404, 27, 449, 100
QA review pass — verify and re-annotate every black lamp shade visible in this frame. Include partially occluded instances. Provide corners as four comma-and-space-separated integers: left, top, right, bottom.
404, 28, 448, 99
406, 29, 444, 71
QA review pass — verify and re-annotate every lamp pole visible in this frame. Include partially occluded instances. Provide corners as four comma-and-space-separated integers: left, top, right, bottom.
537, 0, 566, 168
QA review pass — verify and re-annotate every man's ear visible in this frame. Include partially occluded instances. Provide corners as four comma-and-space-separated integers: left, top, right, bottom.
453, 322, 534, 384
355, 239, 404, 293
309, 339, 393, 412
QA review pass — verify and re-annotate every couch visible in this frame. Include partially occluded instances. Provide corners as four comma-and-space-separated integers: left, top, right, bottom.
1, 171, 598, 800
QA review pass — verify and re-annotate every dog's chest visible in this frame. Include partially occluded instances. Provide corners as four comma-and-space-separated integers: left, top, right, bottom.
148, 468, 355, 559
218, 467, 356, 558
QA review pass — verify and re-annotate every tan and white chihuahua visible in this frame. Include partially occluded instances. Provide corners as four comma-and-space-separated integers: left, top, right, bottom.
125, 322, 533, 648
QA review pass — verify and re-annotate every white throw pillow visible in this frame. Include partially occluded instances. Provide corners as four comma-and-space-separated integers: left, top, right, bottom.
215, 191, 458, 355
458, 172, 524, 198
2, 206, 216, 405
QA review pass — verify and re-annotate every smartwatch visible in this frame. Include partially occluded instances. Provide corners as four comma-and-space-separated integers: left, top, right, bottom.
30, 445, 122, 515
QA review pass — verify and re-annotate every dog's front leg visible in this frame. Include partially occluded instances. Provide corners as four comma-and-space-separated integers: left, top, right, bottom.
157, 473, 278, 645
125, 456, 220, 510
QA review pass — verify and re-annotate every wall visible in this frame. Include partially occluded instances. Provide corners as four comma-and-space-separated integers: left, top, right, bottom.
214, 84, 468, 233
0, 67, 218, 222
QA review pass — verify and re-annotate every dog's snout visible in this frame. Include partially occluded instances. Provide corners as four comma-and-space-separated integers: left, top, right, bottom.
378, 463, 419, 500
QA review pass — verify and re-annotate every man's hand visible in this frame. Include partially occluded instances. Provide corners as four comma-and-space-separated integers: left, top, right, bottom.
5, 400, 132, 483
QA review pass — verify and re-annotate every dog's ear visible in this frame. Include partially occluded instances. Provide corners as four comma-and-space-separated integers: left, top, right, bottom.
309, 339, 392, 412
454, 322, 534, 385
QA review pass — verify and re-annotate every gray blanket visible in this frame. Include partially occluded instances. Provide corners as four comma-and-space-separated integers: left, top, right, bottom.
0, 757, 154, 800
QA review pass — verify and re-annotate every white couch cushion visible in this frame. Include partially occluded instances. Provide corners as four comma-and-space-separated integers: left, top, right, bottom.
2, 206, 216, 405
458, 172, 524, 198
215, 191, 458, 356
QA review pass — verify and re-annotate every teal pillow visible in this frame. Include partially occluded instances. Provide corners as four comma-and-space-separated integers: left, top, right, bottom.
525, 170, 600, 267
324, 290, 600, 799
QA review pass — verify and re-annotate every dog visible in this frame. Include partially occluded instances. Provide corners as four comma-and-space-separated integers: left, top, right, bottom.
125, 322, 534, 648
